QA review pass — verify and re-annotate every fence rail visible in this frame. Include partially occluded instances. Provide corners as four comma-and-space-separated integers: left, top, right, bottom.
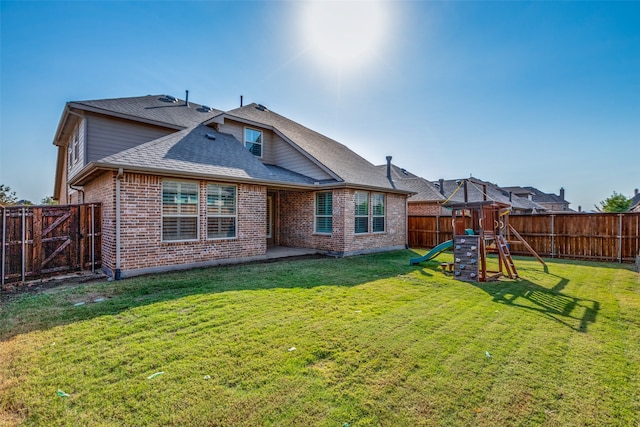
409, 212, 640, 263
1, 203, 102, 287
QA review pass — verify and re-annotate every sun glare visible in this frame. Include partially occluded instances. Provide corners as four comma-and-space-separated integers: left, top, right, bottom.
300, 1, 389, 73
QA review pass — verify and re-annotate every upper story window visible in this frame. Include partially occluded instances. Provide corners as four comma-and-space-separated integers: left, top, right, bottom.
315, 191, 333, 234
244, 128, 263, 157
162, 180, 199, 241
73, 126, 80, 162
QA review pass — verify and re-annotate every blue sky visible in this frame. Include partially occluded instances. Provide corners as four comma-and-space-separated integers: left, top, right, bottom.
1, 1, 638, 210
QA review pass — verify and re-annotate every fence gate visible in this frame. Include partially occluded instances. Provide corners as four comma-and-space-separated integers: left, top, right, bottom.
1, 203, 101, 287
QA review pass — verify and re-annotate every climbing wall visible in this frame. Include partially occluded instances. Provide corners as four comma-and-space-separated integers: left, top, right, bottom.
453, 235, 480, 282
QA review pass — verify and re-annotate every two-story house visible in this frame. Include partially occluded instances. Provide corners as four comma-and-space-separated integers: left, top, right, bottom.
52, 95, 412, 279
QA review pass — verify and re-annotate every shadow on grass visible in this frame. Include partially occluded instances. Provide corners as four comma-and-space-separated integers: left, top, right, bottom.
409, 249, 601, 332
1, 250, 415, 341
470, 277, 599, 333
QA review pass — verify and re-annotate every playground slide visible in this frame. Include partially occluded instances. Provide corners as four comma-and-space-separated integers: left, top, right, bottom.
409, 240, 454, 265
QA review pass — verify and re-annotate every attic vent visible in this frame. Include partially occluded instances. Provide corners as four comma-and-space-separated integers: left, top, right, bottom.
201, 105, 212, 112
255, 104, 267, 111
205, 133, 216, 140
401, 168, 409, 175
165, 95, 177, 103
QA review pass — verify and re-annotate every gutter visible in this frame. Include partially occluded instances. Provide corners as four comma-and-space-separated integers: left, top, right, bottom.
72, 162, 415, 195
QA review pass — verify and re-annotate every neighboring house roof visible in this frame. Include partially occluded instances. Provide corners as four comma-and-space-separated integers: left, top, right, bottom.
630, 190, 640, 212
503, 186, 570, 206
436, 178, 547, 212
219, 104, 402, 191
374, 164, 444, 202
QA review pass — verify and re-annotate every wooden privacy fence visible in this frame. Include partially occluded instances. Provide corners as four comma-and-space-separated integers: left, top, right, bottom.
409, 212, 640, 263
1, 203, 101, 286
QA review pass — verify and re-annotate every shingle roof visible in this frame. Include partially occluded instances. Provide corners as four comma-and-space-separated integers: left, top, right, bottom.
222, 104, 400, 191
517, 186, 569, 204
71, 95, 222, 129
65, 96, 412, 193
375, 164, 444, 202
630, 191, 640, 210
438, 178, 547, 212
98, 124, 313, 184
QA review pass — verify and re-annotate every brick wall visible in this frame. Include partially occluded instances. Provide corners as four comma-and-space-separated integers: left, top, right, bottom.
409, 202, 445, 216
84, 172, 266, 277
84, 171, 116, 273
82, 171, 408, 276
279, 188, 407, 255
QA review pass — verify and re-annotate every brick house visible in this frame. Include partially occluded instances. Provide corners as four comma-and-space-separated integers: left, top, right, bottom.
52, 95, 412, 279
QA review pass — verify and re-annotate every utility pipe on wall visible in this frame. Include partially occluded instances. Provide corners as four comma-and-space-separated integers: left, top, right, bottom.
115, 168, 123, 280
91, 203, 95, 273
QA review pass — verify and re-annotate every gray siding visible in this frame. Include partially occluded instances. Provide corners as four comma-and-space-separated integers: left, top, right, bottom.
86, 114, 174, 163
218, 121, 275, 163
272, 133, 333, 181
220, 120, 332, 181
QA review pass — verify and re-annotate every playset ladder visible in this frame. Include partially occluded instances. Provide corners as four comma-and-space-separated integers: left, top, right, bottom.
496, 235, 518, 279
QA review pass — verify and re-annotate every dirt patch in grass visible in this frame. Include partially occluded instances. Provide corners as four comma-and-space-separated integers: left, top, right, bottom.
0, 272, 107, 306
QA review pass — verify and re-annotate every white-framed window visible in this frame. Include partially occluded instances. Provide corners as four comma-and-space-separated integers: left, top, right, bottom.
372, 193, 385, 233
354, 191, 369, 234
207, 183, 237, 239
315, 191, 333, 234
73, 126, 79, 162
162, 180, 199, 241
244, 128, 263, 157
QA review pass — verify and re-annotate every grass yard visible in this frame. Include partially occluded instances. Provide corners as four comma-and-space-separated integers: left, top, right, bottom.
1, 250, 639, 426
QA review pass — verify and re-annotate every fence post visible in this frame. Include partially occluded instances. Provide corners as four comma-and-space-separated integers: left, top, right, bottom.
21, 207, 26, 283
618, 213, 623, 263
32, 207, 43, 277
551, 215, 555, 259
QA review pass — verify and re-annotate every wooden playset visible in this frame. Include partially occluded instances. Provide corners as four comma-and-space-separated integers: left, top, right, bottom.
445, 182, 546, 282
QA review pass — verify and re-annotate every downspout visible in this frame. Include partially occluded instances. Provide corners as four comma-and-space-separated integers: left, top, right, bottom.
70, 185, 85, 204
115, 168, 123, 280
405, 196, 409, 249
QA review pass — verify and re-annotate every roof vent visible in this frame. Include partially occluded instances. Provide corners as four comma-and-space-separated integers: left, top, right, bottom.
255, 104, 267, 111
205, 133, 216, 140
401, 168, 409, 175
200, 105, 212, 112
165, 95, 177, 103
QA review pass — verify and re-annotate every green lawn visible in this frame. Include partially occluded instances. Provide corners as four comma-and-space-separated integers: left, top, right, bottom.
1, 251, 639, 426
